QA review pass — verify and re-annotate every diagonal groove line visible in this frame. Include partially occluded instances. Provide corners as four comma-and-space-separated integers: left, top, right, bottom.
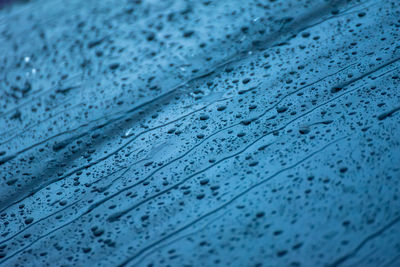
0, 116, 245, 248
106, 77, 370, 222
0, 34, 238, 140
0, 121, 241, 245
0, 0, 376, 126
292, 0, 376, 38
0, 55, 396, 253
0, 161, 130, 244
0, 59, 358, 213
0, 103, 82, 142
117, 135, 348, 266
102, 60, 400, 226
0, 131, 88, 165
0, 75, 357, 262
0, 54, 230, 162
336, 57, 400, 89
1, 0, 386, 210
328, 215, 400, 267
74, 72, 367, 224
0, 208, 90, 265
92, 160, 141, 193
0, 0, 366, 159
77, 74, 374, 227
0, 3, 396, 262
0, 87, 179, 150
0, 102, 154, 165
0, 101, 215, 212
0, 135, 347, 266
107, 59, 400, 220
0, 200, 79, 245
107, 140, 274, 222
135, 210, 231, 266
0, 76, 82, 120
0, 58, 390, 246
88, 166, 128, 187
0, 0, 396, 264
0, 117, 117, 164
0, 162, 132, 245
0, 111, 232, 241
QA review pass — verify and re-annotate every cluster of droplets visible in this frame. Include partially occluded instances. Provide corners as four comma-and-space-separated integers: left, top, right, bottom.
0, 0, 400, 266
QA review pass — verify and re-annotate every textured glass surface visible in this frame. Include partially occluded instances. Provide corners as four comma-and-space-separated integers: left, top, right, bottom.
0, 0, 400, 266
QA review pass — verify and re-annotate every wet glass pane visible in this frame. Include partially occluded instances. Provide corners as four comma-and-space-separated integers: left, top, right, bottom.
1, 0, 400, 266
